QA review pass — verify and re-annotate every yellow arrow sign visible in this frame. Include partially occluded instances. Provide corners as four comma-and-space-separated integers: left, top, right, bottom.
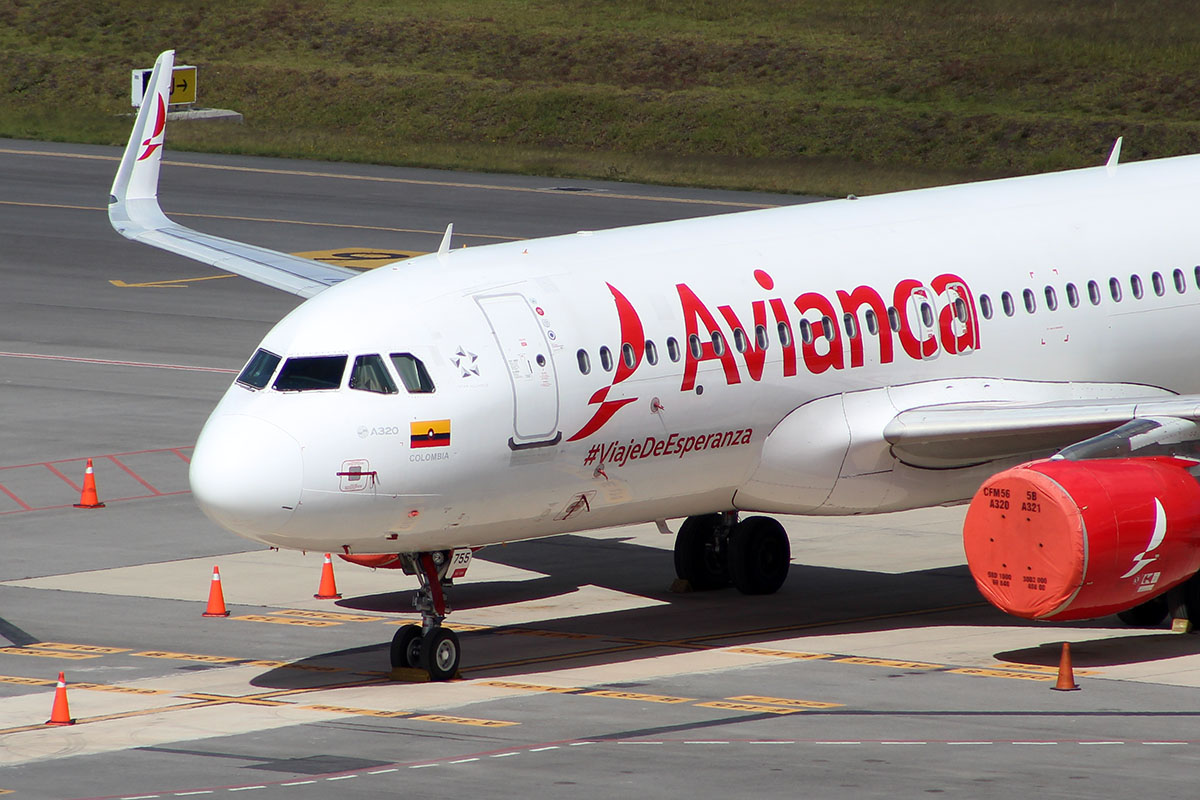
109, 274, 236, 288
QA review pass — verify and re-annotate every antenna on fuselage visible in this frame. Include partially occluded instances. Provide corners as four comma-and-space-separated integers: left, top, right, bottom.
437, 223, 453, 262
1105, 137, 1123, 176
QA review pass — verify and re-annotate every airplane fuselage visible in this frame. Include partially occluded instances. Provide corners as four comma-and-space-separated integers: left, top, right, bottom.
188, 153, 1200, 555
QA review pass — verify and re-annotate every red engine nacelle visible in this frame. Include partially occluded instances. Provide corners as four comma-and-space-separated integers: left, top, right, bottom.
963, 457, 1200, 621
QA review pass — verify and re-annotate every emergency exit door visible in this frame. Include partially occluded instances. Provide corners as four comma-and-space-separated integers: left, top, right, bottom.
476, 293, 561, 448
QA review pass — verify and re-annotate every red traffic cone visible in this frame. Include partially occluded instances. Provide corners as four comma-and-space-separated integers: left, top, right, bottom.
1051, 642, 1081, 691
46, 671, 75, 725
314, 553, 342, 599
73, 458, 105, 509
202, 566, 230, 617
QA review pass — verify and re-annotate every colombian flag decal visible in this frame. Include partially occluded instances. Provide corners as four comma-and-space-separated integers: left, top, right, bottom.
410, 419, 451, 448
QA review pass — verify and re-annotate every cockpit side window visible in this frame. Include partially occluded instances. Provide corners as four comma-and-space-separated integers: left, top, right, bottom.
273, 355, 347, 391
390, 353, 436, 394
236, 348, 281, 390
349, 354, 399, 394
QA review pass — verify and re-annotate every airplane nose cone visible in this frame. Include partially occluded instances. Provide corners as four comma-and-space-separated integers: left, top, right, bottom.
189, 414, 301, 537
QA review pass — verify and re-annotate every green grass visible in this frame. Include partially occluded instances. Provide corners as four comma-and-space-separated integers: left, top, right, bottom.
3, 0, 1199, 195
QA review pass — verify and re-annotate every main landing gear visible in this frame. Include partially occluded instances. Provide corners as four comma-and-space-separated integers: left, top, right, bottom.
673, 512, 791, 595
390, 551, 463, 681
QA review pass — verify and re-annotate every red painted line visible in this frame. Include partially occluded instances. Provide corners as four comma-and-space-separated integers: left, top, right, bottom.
106, 455, 161, 496
0, 489, 192, 516
170, 448, 192, 464
43, 462, 83, 493
0, 446, 193, 473
0, 482, 32, 511
0, 350, 238, 374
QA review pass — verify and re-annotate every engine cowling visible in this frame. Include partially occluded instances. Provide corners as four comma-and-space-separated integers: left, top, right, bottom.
963, 456, 1200, 621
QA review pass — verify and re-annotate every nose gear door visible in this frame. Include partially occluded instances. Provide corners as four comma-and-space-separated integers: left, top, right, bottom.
476, 293, 561, 448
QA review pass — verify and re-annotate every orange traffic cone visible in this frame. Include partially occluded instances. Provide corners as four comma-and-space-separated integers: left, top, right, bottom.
46, 671, 75, 725
1051, 642, 1080, 691
73, 458, 105, 509
314, 553, 342, 599
202, 566, 230, 617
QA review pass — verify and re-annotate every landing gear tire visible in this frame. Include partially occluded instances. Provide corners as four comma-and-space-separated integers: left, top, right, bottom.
420, 627, 461, 681
673, 514, 730, 590
728, 516, 790, 595
390, 624, 423, 669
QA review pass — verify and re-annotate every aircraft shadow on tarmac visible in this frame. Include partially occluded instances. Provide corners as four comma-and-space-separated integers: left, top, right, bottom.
247, 534, 1194, 690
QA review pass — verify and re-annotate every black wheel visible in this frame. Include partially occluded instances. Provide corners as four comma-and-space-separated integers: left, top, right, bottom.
390, 624, 423, 669
420, 627, 461, 681
1117, 596, 1169, 627
673, 514, 729, 590
728, 516, 790, 595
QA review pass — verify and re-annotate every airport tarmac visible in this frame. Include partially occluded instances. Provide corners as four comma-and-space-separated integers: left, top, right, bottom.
3, 140, 1200, 799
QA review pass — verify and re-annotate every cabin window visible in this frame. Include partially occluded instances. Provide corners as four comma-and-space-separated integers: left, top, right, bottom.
274, 355, 347, 392
920, 303, 935, 327
1001, 292, 1015, 317
667, 337, 681, 362
1130, 274, 1144, 299
236, 348, 281, 390
1152, 271, 1165, 296
645, 340, 659, 366
1044, 286, 1058, 311
1109, 277, 1123, 302
755, 324, 770, 349
777, 321, 793, 348
349, 354, 398, 394
711, 331, 727, 357
1194, 266, 1200, 290
843, 313, 858, 339
732, 327, 748, 353
820, 315, 835, 340
688, 334, 703, 359
1023, 289, 1036, 314
1066, 283, 1079, 308
798, 319, 813, 345
1174, 268, 1187, 293
953, 297, 968, 322
979, 295, 993, 320
599, 346, 614, 372
621, 342, 636, 369
864, 308, 880, 333
389, 353, 436, 393
577, 348, 591, 375
887, 306, 902, 332
1088, 280, 1101, 305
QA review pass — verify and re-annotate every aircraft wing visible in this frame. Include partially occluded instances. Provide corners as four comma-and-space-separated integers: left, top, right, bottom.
884, 395, 1200, 468
108, 50, 358, 298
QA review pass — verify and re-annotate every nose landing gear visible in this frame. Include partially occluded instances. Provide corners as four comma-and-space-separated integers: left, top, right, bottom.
389, 550, 467, 681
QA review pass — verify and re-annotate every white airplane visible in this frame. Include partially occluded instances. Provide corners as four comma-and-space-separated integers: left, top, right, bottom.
109, 51, 1200, 680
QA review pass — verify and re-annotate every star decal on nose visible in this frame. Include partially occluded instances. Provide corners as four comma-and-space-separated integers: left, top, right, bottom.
452, 347, 480, 377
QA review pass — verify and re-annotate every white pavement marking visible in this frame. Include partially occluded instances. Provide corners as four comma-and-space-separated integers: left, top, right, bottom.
228, 787, 267, 792
367, 768, 399, 773
1079, 741, 1124, 745
279, 780, 316, 785
947, 741, 994, 745
449, 757, 480, 764
326, 775, 357, 780
529, 746, 559, 752
491, 753, 519, 758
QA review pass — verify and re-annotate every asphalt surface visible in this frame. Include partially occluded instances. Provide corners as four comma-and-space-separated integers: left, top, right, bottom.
2, 140, 1200, 800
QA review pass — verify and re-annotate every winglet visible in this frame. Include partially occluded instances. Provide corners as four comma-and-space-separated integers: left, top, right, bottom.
437, 222, 454, 260
1105, 136, 1123, 176
109, 50, 175, 233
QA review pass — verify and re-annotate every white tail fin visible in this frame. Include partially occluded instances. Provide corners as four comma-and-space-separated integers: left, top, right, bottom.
106, 48, 358, 298
110, 50, 175, 210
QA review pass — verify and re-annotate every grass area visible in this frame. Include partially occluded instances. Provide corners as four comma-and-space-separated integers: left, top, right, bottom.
2, 0, 1199, 195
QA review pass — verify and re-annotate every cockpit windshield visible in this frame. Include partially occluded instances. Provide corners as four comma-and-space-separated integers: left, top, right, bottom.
349, 354, 398, 394
236, 348, 281, 390
273, 355, 347, 391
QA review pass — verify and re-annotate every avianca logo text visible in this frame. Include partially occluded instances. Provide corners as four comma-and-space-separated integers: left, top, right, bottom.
137, 93, 167, 162
567, 270, 980, 442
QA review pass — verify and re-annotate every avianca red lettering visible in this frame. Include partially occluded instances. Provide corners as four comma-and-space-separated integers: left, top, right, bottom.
567, 272, 980, 442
